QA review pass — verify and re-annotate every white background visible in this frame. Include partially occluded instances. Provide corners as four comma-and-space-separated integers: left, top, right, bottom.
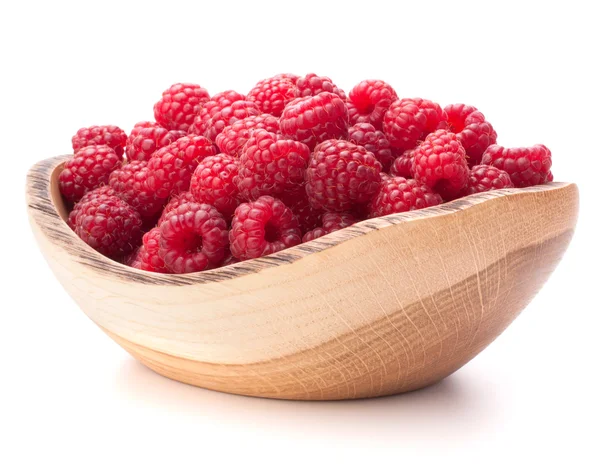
1, 1, 598, 463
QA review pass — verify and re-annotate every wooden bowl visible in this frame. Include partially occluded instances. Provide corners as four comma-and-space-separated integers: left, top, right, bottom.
27, 156, 579, 400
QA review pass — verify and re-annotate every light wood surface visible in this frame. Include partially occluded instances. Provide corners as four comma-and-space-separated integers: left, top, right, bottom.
26, 156, 579, 400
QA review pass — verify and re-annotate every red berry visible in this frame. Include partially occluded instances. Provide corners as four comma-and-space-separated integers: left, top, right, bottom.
203, 101, 262, 142
59, 145, 122, 203
305, 139, 382, 212
302, 212, 357, 243
444, 104, 497, 166
229, 196, 302, 260
146, 135, 217, 199
347, 80, 398, 129
72, 125, 127, 157
153, 83, 210, 132
189, 91, 249, 136
280, 189, 323, 234
280, 92, 349, 149
295, 73, 346, 99
383, 98, 447, 151
108, 161, 165, 218
215, 114, 279, 157
368, 176, 442, 218
389, 149, 416, 178
126, 123, 186, 162
274, 73, 300, 84
137, 227, 170, 273
158, 192, 196, 225
237, 129, 310, 200
159, 202, 229, 273
72, 194, 143, 258
190, 154, 240, 218
247, 76, 297, 117
466, 165, 514, 195
481, 144, 552, 188
211, 90, 246, 105
347, 123, 396, 172
68, 185, 116, 229
412, 129, 470, 200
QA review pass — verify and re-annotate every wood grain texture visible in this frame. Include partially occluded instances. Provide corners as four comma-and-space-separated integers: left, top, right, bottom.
26, 156, 579, 400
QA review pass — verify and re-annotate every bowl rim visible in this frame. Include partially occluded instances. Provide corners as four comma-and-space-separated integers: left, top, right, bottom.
26, 155, 573, 286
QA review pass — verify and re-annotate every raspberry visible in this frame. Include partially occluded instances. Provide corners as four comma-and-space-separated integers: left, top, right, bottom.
126, 124, 186, 162
302, 212, 357, 243
137, 227, 169, 273
280, 92, 349, 149
347, 123, 396, 172
247, 77, 297, 117
383, 98, 447, 151
189, 91, 247, 136
295, 73, 346, 99
347, 80, 398, 129
412, 129, 470, 200
230, 196, 302, 260
202, 101, 262, 142
59, 145, 122, 203
157, 192, 196, 224
274, 73, 300, 84
368, 176, 442, 218
108, 161, 165, 218
146, 135, 217, 199
159, 202, 229, 273
444, 104, 497, 166
72, 194, 143, 258
153, 83, 210, 131
72, 125, 127, 157
236, 130, 310, 200
466, 165, 514, 195
481, 144, 552, 188
547, 171, 554, 182
67, 185, 116, 228
190, 154, 240, 218
280, 189, 323, 234
215, 114, 279, 157
305, 139, 382, 212
389, 149, 416, 178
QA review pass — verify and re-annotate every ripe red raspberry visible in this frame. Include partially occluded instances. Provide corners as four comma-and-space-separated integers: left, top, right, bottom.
215, 114, 279, 157
153, 83, 210, 132
236, 130, 310, 200
202, 101, 262, 142
126, 123, 186, 162
157, 192, 196, 224
59, 145, 122, 203
295, 73, 346, 99
137, 227, 170, 273
159, 202, 229, 273
72, 125, 127, 157
383, 98, 447, 151
188, 91, 247, 136
72, 194, 143, 258
368, 176, 442, 218
389, 149, 416, 178
247, 77, 297, 117
146, 135, 217, 199
190, 154, 240, 218
466, 165, 514, 195
347, 123, 396, 172
547, 171, 554, 182
108, 161, 165, 218
444, 104, 497, 166
302, 212, 357, 243
481, 144, 552, 188
305, 139, 382, 211
412, 129, 470, 200
274, 73, 300, 84
229, 196, 302, 260
347, 80, 398, 129
280, 92, 349, 149
280, 189, 323, 234
67, 185, 116, 228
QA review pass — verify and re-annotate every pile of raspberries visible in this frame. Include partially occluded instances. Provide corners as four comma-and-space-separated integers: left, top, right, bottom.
60, 75, 553, 274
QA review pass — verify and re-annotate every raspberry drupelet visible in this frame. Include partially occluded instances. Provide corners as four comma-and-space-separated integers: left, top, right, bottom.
159, 202, 229, 273
305, 139, 382, 212
466, 165, 514, 195
126, 123, 186, 162
215, 114, 280, 157
294, 73, 346, 99
190, 154, 240, 218
59, 145, 123, 203
247, 76, 297, 117
229, 196, 302, 260
280, 92, 349, 150
368, 176, 442, 218
444, 104, 497, 166
108, 161, 165, 219
481, 144, 552, 187
348, 123, 396, 172
72, 125, 127, 157
347, 80, 398, 130
236, 129, 311, 200
153, 83, 210, 132
302, 212, 358, 243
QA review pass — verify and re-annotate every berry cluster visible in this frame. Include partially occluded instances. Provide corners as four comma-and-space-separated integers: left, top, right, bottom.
60, 75, 554, 274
